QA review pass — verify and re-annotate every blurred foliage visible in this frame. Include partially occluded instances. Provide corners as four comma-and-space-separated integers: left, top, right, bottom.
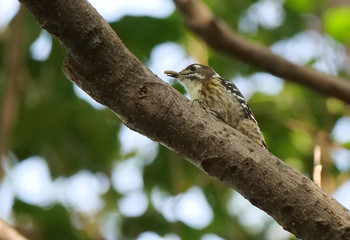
111, 16, 182, 62
1, 0, 350, 240
324, 6, 350, 44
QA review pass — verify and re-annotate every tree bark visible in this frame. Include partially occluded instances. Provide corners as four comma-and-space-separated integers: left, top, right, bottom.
173, 0, 350, 105
18, 0, 350, 239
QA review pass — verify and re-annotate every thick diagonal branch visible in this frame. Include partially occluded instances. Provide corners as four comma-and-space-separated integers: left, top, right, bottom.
18, 0, 350, 239
173, 0, 350, 105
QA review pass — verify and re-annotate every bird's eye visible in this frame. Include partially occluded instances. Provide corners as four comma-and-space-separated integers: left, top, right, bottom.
190, 66, 196, 71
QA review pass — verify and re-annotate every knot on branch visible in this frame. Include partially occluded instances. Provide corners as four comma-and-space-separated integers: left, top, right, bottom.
139, 85, 149, 98
201, 156, 228, 179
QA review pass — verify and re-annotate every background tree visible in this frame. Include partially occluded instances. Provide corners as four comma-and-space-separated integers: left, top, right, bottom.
1, 0, 350, 239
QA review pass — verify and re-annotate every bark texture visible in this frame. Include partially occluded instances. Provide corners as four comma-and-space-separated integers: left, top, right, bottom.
173, 0, 350, 105
18, 0, 350, 239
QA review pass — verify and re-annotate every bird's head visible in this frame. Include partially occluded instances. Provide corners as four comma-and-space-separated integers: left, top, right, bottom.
164, 64, 220, 100
164, 64, 218, 83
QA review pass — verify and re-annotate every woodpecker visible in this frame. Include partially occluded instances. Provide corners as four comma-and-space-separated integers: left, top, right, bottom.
165, 64, 267, 149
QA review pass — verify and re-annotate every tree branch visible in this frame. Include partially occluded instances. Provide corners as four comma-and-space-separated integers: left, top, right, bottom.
0, 219, 29, 240
18, 0, 350, 239
173, 0, 350, 105
0, 8, 26, 177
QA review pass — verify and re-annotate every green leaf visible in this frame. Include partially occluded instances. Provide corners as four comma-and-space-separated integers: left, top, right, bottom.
286, 0, 315, 13
324, 7, 350, 44
110, 16, 182, 61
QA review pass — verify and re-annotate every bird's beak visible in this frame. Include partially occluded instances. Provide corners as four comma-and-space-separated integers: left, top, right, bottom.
164, 70, 180, 78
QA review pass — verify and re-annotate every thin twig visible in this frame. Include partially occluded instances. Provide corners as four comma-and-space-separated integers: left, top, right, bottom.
313, 145, 322, 188
0, 8, 26, 177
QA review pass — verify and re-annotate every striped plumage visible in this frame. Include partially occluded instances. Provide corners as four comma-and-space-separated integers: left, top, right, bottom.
165, 64, 267, 149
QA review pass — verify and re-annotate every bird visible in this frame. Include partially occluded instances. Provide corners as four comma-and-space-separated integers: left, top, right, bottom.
164, 63, 267, 149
